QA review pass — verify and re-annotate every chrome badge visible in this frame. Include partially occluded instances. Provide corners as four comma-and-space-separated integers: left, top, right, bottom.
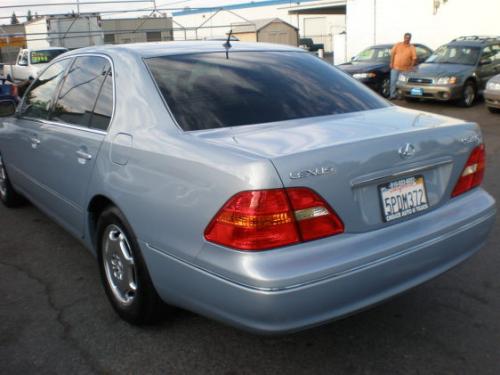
398, 143, 416, 159
289, 166, 336, 180
460, 134, 482, 145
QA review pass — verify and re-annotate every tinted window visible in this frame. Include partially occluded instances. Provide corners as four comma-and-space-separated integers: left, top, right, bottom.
31, 49, 67, 64
52, 56, 110, 127
90, 70, 113, 131
22, 59, 70, 120
146, 52, 388, 131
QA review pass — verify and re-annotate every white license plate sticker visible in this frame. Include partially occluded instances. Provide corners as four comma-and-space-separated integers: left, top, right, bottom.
379, 176, 429, 222
410, 87, 424, 96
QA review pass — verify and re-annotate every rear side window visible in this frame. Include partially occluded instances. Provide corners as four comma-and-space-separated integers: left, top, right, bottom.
22, 59, 70, 120
52, 56, 110, 128
146, 51, 389, 131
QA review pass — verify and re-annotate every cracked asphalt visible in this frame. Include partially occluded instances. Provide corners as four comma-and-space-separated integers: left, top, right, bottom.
1, 100, 499, 375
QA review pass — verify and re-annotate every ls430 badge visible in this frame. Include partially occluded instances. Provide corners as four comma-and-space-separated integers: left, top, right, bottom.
289, 166, 336, 180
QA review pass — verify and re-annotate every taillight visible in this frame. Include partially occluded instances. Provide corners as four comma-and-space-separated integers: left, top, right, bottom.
10, 84, 18, 97
204, 188, 344, 251
451, 144, 485, 197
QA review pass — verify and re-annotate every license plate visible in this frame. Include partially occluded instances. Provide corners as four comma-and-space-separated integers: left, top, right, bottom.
379, 176, 429, 222
410, 87, 424, 96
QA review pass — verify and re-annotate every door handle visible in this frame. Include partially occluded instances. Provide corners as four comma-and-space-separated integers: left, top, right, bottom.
30, 137, 40, 149
76, 149, 92, 161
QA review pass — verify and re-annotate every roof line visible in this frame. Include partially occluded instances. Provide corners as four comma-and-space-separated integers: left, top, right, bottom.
173, 0, 319, 17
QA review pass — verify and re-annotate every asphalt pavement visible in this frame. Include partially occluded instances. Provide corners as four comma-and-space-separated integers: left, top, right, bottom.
1, 99, 499, 375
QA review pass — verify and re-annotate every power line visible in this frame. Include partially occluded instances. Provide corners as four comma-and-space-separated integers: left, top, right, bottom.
0, 6, 223, 20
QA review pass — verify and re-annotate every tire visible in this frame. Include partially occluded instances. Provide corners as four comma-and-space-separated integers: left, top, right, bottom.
458, 81, 476, 107
379, 77, 391, 98
0, 154, 25, 207
487, 106, 500, 114
97, 206, 164, 325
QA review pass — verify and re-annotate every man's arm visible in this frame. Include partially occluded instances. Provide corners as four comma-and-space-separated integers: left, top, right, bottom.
390, 44, 397, 69
411, 45, 417, 67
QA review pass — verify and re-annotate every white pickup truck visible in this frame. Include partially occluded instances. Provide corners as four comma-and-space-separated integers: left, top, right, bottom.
4, 47, 68, 81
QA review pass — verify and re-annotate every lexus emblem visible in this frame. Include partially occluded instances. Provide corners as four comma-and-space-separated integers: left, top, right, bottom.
399, 143, 416, 159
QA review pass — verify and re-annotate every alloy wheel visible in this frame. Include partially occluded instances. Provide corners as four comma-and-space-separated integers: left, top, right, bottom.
102, 224, 138, 305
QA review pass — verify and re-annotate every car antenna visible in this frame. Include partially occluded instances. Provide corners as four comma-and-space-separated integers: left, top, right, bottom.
223, 29, 233, 59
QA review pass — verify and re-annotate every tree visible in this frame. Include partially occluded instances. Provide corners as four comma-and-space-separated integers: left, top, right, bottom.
27, 10, 33, 22
10, 12, 19, 25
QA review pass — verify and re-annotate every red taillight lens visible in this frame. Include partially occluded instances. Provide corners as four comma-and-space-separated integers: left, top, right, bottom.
286, 187, 344, 241
451, 144, 486, 197
10, 84, 18, 97
204, 188, 344, 251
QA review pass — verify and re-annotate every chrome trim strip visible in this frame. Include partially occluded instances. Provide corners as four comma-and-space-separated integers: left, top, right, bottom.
351, 158, 453, 188
38, 119, 107, 135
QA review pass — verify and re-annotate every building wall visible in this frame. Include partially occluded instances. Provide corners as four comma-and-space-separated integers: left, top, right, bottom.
102, 17, 173, 45
173, 2, 345, 52
258, 22, 298, 46
232, 32, 257, 42
25, 19, 50, 49
0, 24, 26, 63
25, 16, 104, 49
346, 0, 500, 60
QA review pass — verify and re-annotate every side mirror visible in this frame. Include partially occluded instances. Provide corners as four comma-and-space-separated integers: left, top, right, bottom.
0, 100, 16, 117
18, 60, 28, 66
351, 56, 356, 61
479, 57, 493, 66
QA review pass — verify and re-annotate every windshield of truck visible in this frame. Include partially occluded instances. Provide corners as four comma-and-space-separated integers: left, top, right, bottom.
354, 47, 391, 63
31, 49, 67, 64
146, 51, 389, 131
425, 46, 480, 65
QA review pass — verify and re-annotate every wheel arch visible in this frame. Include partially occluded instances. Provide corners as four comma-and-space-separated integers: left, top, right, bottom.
87, 194, 118, 251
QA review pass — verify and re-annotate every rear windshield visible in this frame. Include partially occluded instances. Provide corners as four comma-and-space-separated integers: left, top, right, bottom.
31, 49, 67, 64
146, 51, 389, 131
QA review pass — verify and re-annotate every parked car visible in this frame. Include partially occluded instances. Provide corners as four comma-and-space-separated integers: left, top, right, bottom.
3, 47, 68, 81
0, 42, 495, 334
484, 73, 500, 113
337, 43, 432, 97
397, 36, 500, 107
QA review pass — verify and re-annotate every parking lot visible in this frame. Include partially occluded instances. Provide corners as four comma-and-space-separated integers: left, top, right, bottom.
0, 99, 499, 375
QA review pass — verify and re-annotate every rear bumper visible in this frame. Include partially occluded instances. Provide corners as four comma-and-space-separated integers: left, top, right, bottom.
141, 189, 496, 334
397, 82, 462, 101
484, 90, 500, 109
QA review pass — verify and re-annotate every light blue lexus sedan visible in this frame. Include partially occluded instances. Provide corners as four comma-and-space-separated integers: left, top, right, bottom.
0, 42, 495, 334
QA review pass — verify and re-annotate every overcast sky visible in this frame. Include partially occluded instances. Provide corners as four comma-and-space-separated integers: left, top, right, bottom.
0, 0, 256, 25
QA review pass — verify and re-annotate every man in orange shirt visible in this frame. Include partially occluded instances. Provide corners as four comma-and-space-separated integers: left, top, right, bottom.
390, 33, 417, 99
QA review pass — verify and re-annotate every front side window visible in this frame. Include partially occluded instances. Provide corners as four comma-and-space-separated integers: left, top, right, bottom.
21, 59, 70, 120
19, 51, 28, 65
52, 56, 110, 127
146, 52, 389, 131
354, 47, 391, 63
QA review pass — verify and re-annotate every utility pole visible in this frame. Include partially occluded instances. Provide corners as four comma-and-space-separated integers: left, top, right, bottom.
373, 0, 377, 44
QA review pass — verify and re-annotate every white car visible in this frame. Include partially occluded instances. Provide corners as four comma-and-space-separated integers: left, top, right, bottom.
4, 47, 68, 81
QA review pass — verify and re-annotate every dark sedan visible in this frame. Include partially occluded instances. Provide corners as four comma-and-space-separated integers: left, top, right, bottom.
337, 44, 433, 97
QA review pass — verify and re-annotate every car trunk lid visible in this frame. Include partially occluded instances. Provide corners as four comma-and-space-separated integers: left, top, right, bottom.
192, 106, 482, 233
